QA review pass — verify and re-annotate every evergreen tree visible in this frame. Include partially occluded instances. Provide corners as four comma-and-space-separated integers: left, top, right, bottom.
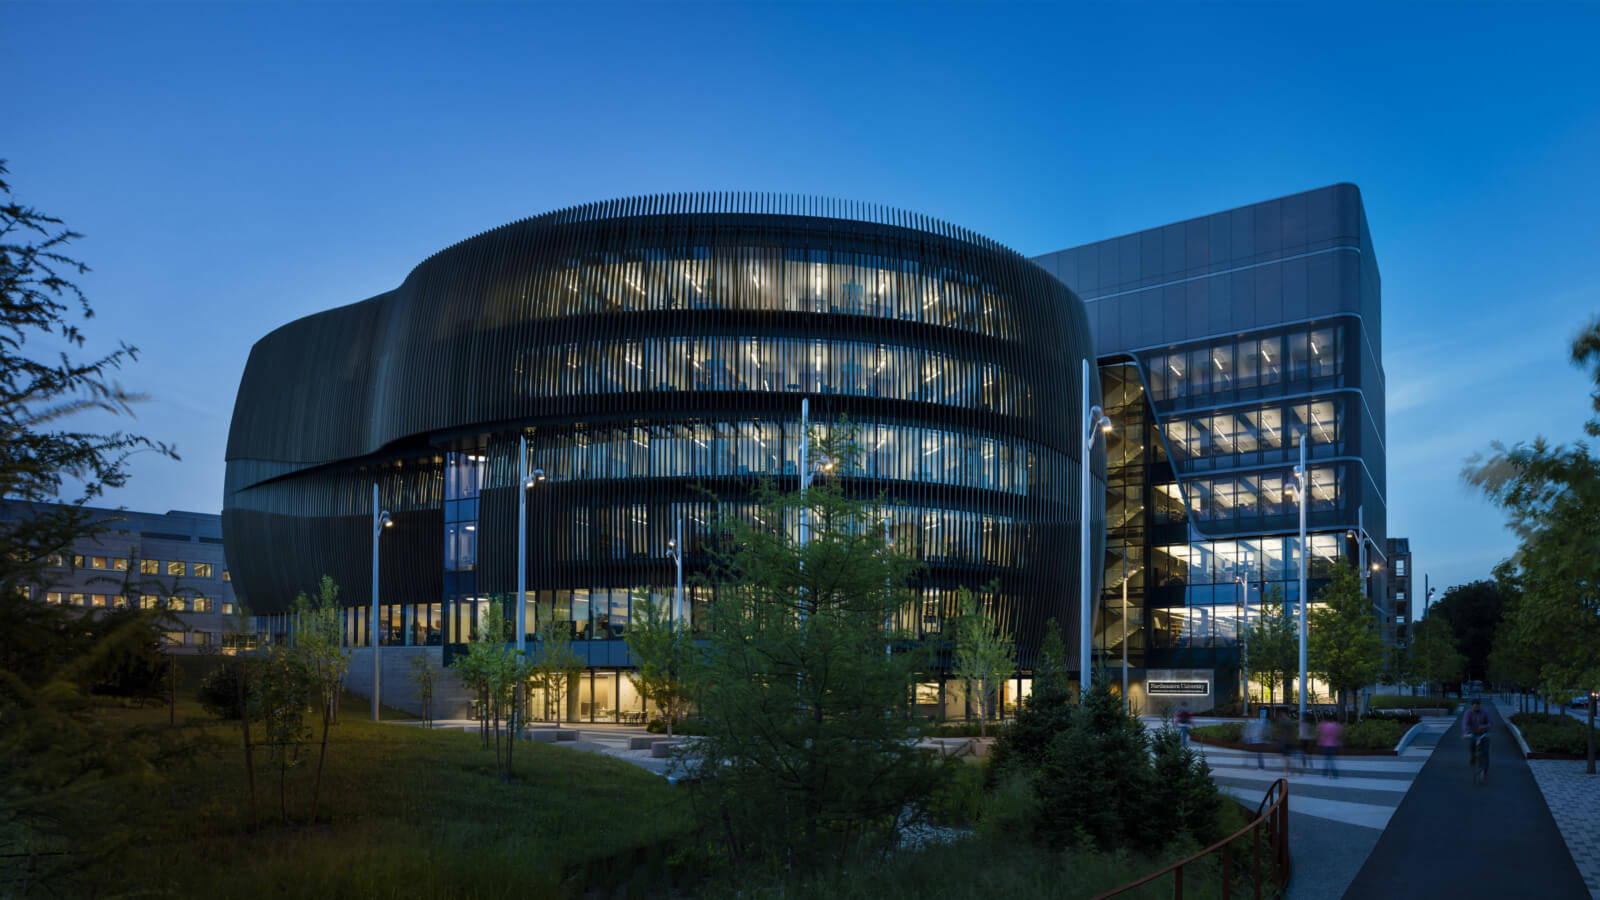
991, 618, 1072, 774
1034, 680, 1150, 850
686, 421, 937, 873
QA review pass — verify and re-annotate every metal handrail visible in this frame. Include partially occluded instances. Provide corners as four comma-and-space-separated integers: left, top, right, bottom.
1090, 778, 1290, 900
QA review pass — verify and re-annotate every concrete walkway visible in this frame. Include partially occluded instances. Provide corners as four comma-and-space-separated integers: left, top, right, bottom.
1342, 704, 1590, 899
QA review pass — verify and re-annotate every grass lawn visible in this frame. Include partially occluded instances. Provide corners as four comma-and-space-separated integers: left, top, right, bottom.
80, 689, 693, 898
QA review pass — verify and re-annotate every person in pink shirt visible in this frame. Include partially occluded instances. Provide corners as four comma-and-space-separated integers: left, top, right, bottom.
1317, 717, 1343, 778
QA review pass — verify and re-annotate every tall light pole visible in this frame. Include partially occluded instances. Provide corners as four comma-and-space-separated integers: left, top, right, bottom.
1080, 357, 1112, 696
370, 483, 392, 723
665, 517, 684, 626
1293, 431, 1309, 723
515, 434, 546, 654
1237, 573, 1248, 716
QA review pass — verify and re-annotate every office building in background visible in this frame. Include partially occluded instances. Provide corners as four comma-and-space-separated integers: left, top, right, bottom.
1032, 183, 1388, 710
0, 502, 241, 652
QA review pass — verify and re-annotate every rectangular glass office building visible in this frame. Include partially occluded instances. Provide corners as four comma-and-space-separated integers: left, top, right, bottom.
1033, 183, 1388, 710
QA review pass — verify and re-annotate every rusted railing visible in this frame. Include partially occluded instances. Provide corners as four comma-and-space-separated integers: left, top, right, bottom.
1091, 778, 1290, 900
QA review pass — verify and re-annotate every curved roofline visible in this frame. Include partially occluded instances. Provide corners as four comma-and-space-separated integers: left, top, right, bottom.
415, 192, 1033, 270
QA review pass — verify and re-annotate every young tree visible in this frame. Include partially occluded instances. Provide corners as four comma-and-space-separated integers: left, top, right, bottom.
686, 421, 938, 873
251, 645, 313, 822
623, 592, 693, 737
1309, 563, 1385, 720
951, 587, 1015, 737
1408, 616, 1465, 698
449, 599, 526, 780
293, 576, 349, 822
528, 616, 582, 724
1379, 643, 1413, 695
1242, 586, 1295, 707
409, 653, 438, 728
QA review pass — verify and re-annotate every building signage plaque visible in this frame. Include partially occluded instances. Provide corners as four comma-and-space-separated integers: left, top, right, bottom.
1148, 681, 1209, 696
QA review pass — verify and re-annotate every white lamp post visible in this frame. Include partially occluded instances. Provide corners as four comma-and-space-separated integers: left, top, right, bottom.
665, 517, 684, 627
370, 483, 392, 723
515, 433, 546, 654
1293, 432, 1308, 723
1080, 357, 1112, 696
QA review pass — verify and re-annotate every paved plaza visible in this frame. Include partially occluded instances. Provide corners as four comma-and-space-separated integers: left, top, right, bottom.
1188, 719, 1449, 900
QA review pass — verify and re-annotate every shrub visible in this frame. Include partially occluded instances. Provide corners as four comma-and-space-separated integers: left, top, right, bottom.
1340, 718, 1405, 750
197, 660, 253, 719
925, 759, 985, 826
920, 720, 1012, 738
1511, 713, 1598, 756
1191, 723, 1244, 743
1366, 709, 1420, 726
976, 769, 1039, 840
647, 717, 709, 735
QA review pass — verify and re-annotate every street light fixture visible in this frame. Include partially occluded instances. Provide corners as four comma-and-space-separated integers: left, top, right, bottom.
515, 433, 547, 655
665, 518, 685, 627
1293, 431, 1308, 723
1080, 358, 1113, 696
371, 483, 392, 723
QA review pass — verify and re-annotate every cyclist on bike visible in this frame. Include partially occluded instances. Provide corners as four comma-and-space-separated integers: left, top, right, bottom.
1463, 698, 1491, 769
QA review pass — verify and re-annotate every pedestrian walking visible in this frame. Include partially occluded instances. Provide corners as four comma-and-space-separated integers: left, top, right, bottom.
1317, 717, 1343, 777
1275, 711, 1297, 775
1176, 702, 1193, 747
1244, 711, 1269, 769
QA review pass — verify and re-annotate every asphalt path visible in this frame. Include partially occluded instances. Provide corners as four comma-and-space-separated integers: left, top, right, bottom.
1341, 705, 1589, 899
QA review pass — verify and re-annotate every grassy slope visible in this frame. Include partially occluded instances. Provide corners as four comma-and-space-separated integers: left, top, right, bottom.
87, 692, 692, 898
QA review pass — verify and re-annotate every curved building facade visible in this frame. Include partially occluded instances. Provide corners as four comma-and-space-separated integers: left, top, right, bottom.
224, 195, 1103, 707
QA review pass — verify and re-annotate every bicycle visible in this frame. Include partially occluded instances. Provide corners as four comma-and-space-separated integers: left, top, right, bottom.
1471, 732, 1490, 785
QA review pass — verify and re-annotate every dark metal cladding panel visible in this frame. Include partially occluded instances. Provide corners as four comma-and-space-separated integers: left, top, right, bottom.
223, 195, 1102, 665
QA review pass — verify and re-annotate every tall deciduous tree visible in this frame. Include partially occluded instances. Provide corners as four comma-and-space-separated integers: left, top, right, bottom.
951, 587, 1014, 737
1429, 580, 1512, 681
1467, 316, 1600, 771
686, 421, 938, 873
1309, 563, 1385, 721
1408, 616, 1465, 698
0, 163, 179, 888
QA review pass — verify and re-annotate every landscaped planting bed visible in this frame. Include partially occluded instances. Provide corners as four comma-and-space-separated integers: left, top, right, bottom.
1191, 719, 1403, 754
1509, 713, 1600, 759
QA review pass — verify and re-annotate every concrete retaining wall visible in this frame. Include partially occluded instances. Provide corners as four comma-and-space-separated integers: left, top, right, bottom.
345, 647, 473, 719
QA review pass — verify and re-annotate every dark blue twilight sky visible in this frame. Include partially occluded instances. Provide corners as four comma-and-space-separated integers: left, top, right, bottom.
8, 3, 1599, 596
